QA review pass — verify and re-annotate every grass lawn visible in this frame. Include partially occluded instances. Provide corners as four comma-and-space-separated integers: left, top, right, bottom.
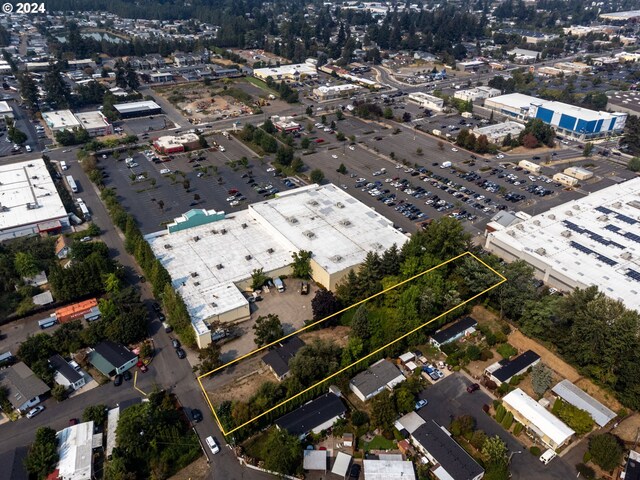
242, 429, 271, 460
358, 435, 397, 452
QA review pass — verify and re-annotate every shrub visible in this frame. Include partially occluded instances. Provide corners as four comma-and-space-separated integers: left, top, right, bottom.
588, 433, 624, 471
495, 404, 506, 423
583, 451, 592, 463
496, 343, 517, 359
480, 349, 494, 361
484, 379, 498, 390
494, 331, 508, 344
501, 411, 514, 429
575, 463, 595, 480
497, 383, 513, 396
470, 430, 487, 450
465, 345, 481, 361
492, 399, 501, 409
553, 399, 595, 436
530, 446, 541, 456
513, 422, 523, 436
509, 374, 524, 386
485, 331, 497, 346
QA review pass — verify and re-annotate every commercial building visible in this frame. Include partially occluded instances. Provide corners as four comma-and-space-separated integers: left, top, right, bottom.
0, 159, 70, 242
485, 350, 540, 386
74, 111, 113, 137
113, 100, 162, 118
146, 184, 408, 347
553, 62, 592, 75
484, 93, 628, 139
272, 115, 301, 133
349, 359, 406, 402
275, 392, 346, 439
153, 133, 200, 154
56, 421, 102, 480
363, 456, 417, 480
484, 178, 640, 311
456, 60, 490, 73
503, 388, 574, 449
518, 160, 542, 174
88, 341, 138, 377
429, 316, 477, 349
0, 362, 50, 411
262, 336, 305, 381
253, 63, 317, 81
411, 420, 484, 480
49, 354, 86, 391
454, 86, 501, 103
552, 172, 578, 187
407, 92, 444, 111
507, 48, 539, 64
42, 110, 82, 133
564, 167, 593, 181
313, 84, 362, 101
606, 90, 640, 116
0, 100, 14, 130
599, 10, 640, 21
551, 380, 616, 427
473, 121, 525, 144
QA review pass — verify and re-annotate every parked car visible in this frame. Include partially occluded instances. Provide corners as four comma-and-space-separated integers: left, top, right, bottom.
114, 374, 123, 386
349, 463, 361, 479
176, 347, 186, 359
300, 282, 309, 295
172, 338, 181, 349
26, 406, 45, 419
206, 436, 220, 455
415, 399, 428, 410
191, 409, 203, 423
137, 360, 148, 373
69, 418, 79, 426
123, 370, 132, 381
467, 383, 480, 393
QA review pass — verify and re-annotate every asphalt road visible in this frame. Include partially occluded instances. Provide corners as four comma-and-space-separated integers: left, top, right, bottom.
416, 373, 577, 480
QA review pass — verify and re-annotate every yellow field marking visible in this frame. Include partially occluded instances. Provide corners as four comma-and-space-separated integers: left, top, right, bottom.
199, 251, 505, 435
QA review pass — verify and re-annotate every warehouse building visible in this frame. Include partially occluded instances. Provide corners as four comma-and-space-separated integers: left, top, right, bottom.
484, 93, 627, 139
0, 159, 70, 242
74, 110, 113, 137
453, 86, 501, 103
473, 121, 525, 143
407, 92, 444, 111
146, 184, 408, 347
42, 109, 82, 133
253, 63, 317, 81
313, 84, 362, 101
484, 178, 640, 312
503, 388, 574, 449
113, 100, 162, 118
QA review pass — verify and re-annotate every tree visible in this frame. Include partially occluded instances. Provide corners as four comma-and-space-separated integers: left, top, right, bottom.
197, 342, 221, 374
24, 427, 59, 480
253, 314, 284, 347
491, 260, 537, 320
371, 390, 397, 431
383, 107, 393, 119
628, 157, 640, 172
182, 179, 190, 191
351, 304, 371, 340
52, 384, 67, 402
395, 387, 415, 414
402, 111, 412, 122
301, 137, 310, 149
336, 110, 344, 120
289, 339, 341, 386
531, 363, 552, 397
482, 435, 508, 466
261, 118, 276, 134
14, 252, 39, 278
583, 142, 594, 157
291, 250, 312, 279
310, 168, 325, 184
263, 428, 302, 475
18, 72, 39, 110
588, 433, 623, 471
157, 200, 164, 211
311, 289, 341, 322
437, 140, 444, 150
416, 147, 423, 156
251, 268, 268, 290
351, 410, 369, 427
337, 163, 347, 174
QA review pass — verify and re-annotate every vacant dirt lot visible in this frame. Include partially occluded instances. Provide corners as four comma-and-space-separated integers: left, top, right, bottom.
155, 82, 253, 120
300, 325, 351, 348
204, 354, 273, 406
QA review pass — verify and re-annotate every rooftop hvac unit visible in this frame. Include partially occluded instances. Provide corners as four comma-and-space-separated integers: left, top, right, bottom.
613, 202, 622, 208
573, 205, 580, 210
561, 230, 571, 238
193, 236, 200, 242
597, 215, 608, 222
288, 217, 298, 224
535, 248, 546, 256
331, 255, 343, 263
27, 163, 33, 167
515, 224, 524, 230
336, 202, 345, 208
245, 255, 252, 260
211, 229, 218, 234
216, 264, 224, 270
241, 223, 247, 229
220, 229, 227, 234
303, 231, 315, 239
340, 219, 351, 227
267, 248, 274, 254
507, 230, 516, 237
565, 211, 573, 216
548, 214, 556, 220
164, 244, 172, 249
533, 220, 540, 226
308, 200, 319, 206
190, 272, 199, 278
194, 281, 200, 286
211, 302, 217, 308
621, 252, 633, 260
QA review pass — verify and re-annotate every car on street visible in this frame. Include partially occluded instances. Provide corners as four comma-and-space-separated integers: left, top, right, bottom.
114, 374, 123, 386
160, 168, 171, 174
349, 145, 355, 150
123, 370, 132, 381
451, 147, 458, 152
349, 463, 361, 479
415, 399, 428, 410
331, 154, 338, 159
206, 436, 220, 455
172, 338, 181, 349
467, 383, 480, 393
69, 418, 79, 426
266, 167, 275, 172
176, 347, 186, 359
191, 409, 203, 423
137, 360, 148, 373
26, 406, 45, 419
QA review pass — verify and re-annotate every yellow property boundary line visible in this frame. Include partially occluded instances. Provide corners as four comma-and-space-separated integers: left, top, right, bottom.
198, 251, 506, 435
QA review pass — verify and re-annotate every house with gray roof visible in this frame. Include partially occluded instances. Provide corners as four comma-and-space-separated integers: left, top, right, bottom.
0, 362, 50, 411
551, 379, 616, 427
349, 359, 405, 402
88, 341, 138, 377
49, 354, 85, 391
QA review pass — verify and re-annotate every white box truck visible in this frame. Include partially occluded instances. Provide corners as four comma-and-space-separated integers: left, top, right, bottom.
440, 161, 452, 169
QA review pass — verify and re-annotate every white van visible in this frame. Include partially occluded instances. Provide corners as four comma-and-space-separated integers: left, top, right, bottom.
539, 449, 557, 465
60, 161, 68, 171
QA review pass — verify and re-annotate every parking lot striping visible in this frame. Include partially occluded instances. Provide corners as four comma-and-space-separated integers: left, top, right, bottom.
133, 371, 148, 397
198, 251, 506, 435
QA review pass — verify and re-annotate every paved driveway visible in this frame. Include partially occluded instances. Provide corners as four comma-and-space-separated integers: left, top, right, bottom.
416, 374, 577, 480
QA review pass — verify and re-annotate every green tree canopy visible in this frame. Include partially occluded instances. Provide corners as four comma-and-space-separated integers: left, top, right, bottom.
253, 314, 284, 347
588, 433, 623, 471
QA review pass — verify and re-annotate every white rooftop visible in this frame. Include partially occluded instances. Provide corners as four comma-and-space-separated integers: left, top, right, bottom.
42, 109, 81, 130
253, 63, 316, 77
363, 458, 417, 480
0, 101, 12, 115
303, 449, 327, 471
315, 84, 361, 93
113, 100, 161, 114
331, 452, 352, 477
532, 100, 622, 122
74, 110, 110, 130
487, 93, 539, 110
503, 388, 575, 446
250, 184, 408, 275
56, 421, 96, 480
551, 379, 616, 427
487, 177, 640, 311
0, 159, 68, 233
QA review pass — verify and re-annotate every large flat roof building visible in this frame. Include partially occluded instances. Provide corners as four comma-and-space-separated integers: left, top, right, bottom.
74, 111, 112, 137
407, 92, 444, 111
313, 84, 362, 101
485, 178, 640, 312
484, 93, 627, 139
253, 63, 317, 81
113, 100, 162, 118
42, 110, 82, 133
147, 184, 408, 347
0, 159, 70, 242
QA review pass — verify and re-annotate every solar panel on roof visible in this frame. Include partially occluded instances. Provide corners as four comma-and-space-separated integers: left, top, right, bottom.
616, 213, 637, 225
627, 269, 640, 282
605, 224, 620, 233
625, 232, 640, 244
596, 206, 613, 215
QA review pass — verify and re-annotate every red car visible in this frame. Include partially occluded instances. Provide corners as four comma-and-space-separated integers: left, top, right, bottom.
137, 361, 148, 373
228, 188, 239, 195
315, 138, 325, 143
467, 383, 480, 393
69, 418, 79, 426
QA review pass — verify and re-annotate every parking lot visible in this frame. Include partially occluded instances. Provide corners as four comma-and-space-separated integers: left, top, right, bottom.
120, 115, 176, 136
417, 373, 577, 480
0, 100, 40, 158
98, 134, 301, 234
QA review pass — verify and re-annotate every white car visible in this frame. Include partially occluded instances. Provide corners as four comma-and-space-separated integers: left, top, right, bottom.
25, 145, 32, 152
80, 236, 92, 243
323, 127, 331, 132
451, 147, 458, 152
219, 146, 226, 152
160, 168, 171, 175
348, 145, 355, 151
230, 200, 240, 206
357, 178, 366, 182
26, 406, 45, 419
226, 196, 236, 202
331, 154, 338, 159
206, 436, 220, 455
266, 167, 275, 172
137, 175, 146, 181
127, 162, 139, 168
125, 157, 134, 163
496, 154, 505, 159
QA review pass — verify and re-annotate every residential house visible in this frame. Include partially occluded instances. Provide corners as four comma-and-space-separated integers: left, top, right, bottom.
49, 354, 86, 391
395, 411, 427, 436
349, 359, 406, 402
88, 341, 138, 377
303, 450, 327, 472
551, 380, 616, 427
430, 316, 477, 349
363, 455, 417, 480
411, 420, 484, 480
502, 388, 574, 449
622, 450, 640, 480
56, 421, 102, 480
275, 392, 346, 439
484, 350, 540, 386
0, 362, 50, 411
262, 336, 305, 381
55, 235, 72, 259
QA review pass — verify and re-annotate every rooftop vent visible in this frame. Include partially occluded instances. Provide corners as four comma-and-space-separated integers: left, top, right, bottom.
597, 215, 608, 222
573, 205, 581, 210
211, 229, 218, 234
339, 219, 352, 227
164, 244, 172, 249
267, 248, 274, 254
548, 214, 556, 220
565, 211, 573, 216
372, 242, 383, 250
190, 272, 199, 278
535, 247, 546, 256
621, 252, 633, 260
220, 228, 227, 235
288, 217, 298, 224
241, 223, 247, 229
561, 230, 572, 238
216, 264, 224, 270
303, 230, 315, 239
515, 224, 524, 230
194, 281, 200, 286
336, 202, 345, 209
245, 255, 252, 261
533, 220, 540, 226
613, 202, 622, 208
331, 255, 343, 263
308, 200, 319, 207
193, 236, 200, 242
211, 302, 217, 308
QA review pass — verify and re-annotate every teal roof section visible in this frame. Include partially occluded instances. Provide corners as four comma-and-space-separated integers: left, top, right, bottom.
168, 209, 225, 233
89, 351, 115, 377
